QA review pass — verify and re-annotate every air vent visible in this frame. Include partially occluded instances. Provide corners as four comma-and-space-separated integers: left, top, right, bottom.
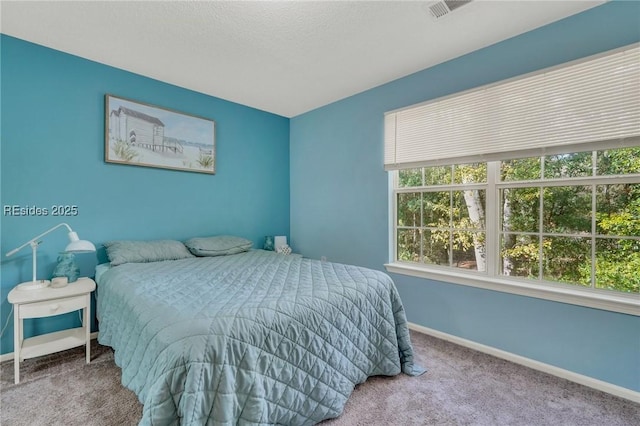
428, 0, 473, 19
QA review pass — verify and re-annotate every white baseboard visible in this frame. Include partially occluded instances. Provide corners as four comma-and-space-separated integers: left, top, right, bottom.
408, 322, 640, 404
0, 332, 99, 363
4, 327, 638, 404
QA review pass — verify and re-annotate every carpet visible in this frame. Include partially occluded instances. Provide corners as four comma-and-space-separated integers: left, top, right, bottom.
1, 331, 638, 425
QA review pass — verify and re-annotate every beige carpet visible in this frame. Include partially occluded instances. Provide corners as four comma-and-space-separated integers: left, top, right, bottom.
1, 331, 638, 425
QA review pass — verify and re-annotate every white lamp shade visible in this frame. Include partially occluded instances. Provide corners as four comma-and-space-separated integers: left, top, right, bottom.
65, 239, 96, 253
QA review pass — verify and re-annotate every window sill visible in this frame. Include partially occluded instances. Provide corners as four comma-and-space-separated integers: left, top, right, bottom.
384, 262, 640, 316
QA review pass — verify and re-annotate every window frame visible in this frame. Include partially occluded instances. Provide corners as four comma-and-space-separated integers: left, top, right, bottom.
386, 155, 640, 316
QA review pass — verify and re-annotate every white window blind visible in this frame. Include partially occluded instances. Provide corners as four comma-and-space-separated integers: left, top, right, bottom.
384, 44, 640, 170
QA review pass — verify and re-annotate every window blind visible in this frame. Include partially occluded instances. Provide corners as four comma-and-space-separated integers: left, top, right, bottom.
384, 44, 640, 170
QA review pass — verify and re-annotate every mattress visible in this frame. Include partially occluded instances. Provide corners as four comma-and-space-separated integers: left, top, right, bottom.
96, 249, 423, 425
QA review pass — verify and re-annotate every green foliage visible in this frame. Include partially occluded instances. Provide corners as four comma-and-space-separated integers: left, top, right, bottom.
596, 184, 640, 235
398, 168, 423, 187
501, 157, 540, 181
114, 140, 138, 162
542, 186, 591, 233
598, 210, 640, 236
501, 235, 542, 277
397, 165, 487, 270
597, 147, 640, 175
454, 163, 486, 183
423, 191, 450, 227
397, 228, 423, 263
594, 253, 640, 293
425, 166, 451, 186
500, 148, 640, 293
397, 146, 640, 293
502, 188, 539, 233
423, 229, 449, 265
544, 152, 592, 178
575, 238, 640, 293
542, 237, 590, 286
197, 153, 214, 169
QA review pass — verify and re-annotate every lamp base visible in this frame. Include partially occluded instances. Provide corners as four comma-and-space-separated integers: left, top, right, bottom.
16, 280, 51, 291
50, 278, 69, 288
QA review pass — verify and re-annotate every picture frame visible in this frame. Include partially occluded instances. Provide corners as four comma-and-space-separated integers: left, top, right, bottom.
105, 94, 215, 174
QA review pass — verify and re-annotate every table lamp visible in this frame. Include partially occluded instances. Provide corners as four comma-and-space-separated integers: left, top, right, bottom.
5, 223, 96, 290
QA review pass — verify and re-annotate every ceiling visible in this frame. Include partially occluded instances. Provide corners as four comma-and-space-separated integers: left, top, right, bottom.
1, 1, 606, 117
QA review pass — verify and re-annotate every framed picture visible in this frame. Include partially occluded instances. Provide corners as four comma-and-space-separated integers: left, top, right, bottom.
105, 94, 215, 174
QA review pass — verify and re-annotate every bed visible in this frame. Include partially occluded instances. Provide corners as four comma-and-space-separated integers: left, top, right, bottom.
96, 246, 423, 425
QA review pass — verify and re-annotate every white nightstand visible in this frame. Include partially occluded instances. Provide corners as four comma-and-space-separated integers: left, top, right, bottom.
7, 277, 96, 384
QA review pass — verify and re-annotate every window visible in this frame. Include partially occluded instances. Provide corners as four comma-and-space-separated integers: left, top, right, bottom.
393, 148, 640, 296
384, 44, 640, 314
397, 163, 487, 271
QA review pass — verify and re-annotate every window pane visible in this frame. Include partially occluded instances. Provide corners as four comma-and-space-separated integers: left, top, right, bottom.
397, 229, 420, 262
453, 231, 485, 271
453, 190, 486, 229
397, 193, 421, 227
501, 157, 541, 181
422, 229, 449, 266
500, 234, 539, 278
544, 152, 592, 179
596, 184, 640, 236
424, 166, 451, 186
398, 168, 422, 187
454, 163, 487, 184
543, 186, 592, 234
501, 188, 539, 233
423, 191, 450, 227
542, 236, 590, 286
595, 238, 640, 293
596, 147, 640, 175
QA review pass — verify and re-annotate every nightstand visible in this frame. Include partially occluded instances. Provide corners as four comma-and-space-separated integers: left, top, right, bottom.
7, 277, 96, 384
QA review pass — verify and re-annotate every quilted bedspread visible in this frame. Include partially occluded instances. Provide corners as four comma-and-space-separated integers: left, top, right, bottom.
96, 250, 422, 425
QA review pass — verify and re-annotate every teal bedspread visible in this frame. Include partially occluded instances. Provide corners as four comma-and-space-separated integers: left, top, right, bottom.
96, 250, 422, 425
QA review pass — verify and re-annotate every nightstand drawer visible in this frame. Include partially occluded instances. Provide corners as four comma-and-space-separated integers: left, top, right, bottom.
19, 295, 87, 319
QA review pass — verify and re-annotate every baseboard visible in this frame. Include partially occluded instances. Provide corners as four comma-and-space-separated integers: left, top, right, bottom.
408, 322, 640, 404
0, 332, 99, 363
4, 327, 638, 403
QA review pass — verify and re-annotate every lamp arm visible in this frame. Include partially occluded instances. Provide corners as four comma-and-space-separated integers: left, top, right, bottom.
5, 223, 74, 257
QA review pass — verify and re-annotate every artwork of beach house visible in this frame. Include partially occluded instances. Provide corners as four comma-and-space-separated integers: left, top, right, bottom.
109, 106, 165, 151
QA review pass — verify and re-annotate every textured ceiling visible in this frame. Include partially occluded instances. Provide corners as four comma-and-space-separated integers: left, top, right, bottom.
1, 1, 605, 117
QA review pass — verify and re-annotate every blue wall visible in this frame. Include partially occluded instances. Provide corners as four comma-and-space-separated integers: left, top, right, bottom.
0, 36, 290, 354
290, 1, 640, 391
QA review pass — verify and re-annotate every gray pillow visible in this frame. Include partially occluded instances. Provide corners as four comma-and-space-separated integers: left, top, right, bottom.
185, 235, 252, 257
104, 240, 194, 266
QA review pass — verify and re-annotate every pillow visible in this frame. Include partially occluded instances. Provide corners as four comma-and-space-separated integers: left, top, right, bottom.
184, 235, 252, 257
104, 240, 194, 266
